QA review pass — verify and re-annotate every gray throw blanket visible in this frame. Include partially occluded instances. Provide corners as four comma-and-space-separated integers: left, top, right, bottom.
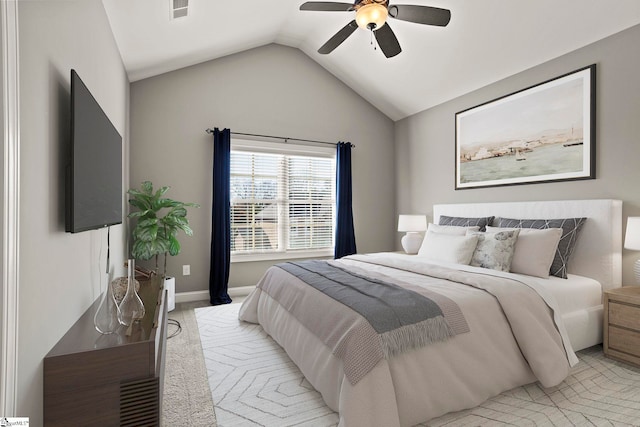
278, 260, 461, 359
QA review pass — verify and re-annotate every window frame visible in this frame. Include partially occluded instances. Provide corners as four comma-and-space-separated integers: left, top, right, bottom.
230, 139, 336, 263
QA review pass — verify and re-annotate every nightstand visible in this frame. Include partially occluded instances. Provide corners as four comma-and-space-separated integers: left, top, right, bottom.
603, 286, 640, 367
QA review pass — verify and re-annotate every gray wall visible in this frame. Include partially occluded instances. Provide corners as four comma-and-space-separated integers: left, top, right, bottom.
395, 23, 640, 285
17, 1, 129, 423
130, 44, 396, 293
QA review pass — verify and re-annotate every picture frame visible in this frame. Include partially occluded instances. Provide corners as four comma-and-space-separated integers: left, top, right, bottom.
455, 64, 596, 190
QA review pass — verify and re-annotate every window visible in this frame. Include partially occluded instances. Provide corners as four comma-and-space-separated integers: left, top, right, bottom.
230, 140, 336, 262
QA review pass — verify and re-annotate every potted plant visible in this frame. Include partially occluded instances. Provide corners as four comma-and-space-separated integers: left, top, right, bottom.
127, 181, 199, 277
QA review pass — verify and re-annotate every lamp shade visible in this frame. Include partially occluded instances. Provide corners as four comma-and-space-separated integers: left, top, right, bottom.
355, 3, 388, 30
398, 215, 427, 232
625, 217, 640, 250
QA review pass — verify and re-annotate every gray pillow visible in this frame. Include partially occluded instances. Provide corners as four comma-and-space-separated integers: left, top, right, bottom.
497, 217, 587, 279
438, 215, 494, 232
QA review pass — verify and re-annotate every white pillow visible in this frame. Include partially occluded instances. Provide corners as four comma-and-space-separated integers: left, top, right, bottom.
418, 231, 479, 265
427, 223, 480, 235
486, 226, 563, 278
468, 229, 520, 272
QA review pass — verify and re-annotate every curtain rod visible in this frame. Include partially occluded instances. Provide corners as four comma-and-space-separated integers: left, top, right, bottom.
205, 129, 355, 148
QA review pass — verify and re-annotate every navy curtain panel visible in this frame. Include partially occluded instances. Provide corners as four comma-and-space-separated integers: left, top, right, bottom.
209, 128, 233, 305
335, 141, 357, 259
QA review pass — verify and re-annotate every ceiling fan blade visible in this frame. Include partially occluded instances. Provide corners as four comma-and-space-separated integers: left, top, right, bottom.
300, 2, 354, 12
318, 20, 358, 54
388, 5, 451, 26
375, 23, 402, 58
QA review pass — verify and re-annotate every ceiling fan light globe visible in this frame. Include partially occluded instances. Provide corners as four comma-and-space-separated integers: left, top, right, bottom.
355, 3, 387, 30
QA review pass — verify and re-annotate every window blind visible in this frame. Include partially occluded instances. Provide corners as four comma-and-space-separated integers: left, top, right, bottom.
230, 145, 335, 257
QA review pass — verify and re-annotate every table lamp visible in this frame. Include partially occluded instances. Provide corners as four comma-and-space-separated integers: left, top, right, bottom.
398, 215, 427, 254
624, 216, 640, 284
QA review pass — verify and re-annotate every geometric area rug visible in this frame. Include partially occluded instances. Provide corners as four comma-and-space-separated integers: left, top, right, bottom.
196, 303, 640, 426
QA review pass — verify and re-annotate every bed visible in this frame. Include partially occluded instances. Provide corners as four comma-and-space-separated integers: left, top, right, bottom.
239, 199, 622, 426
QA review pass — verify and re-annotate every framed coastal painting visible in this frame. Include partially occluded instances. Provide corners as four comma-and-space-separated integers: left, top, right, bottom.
455, 64, 596, 190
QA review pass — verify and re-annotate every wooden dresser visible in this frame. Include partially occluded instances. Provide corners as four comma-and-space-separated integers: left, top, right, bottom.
603, 286, 640, 367
44, 276, 167, 426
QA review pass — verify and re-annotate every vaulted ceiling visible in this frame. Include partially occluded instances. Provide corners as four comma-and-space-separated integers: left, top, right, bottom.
102, 0, 640, 121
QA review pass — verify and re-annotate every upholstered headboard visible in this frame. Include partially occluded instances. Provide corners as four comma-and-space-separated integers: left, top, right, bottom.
433, 199, 622, 290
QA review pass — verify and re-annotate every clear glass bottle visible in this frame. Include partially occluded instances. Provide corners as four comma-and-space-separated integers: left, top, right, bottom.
118, 259, 145, 326
93, 276, 121, 334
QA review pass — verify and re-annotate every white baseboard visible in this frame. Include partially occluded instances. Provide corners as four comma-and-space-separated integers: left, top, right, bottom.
229, 286, 255, 298
175, 290, 208, 303
175, 285, 255, 304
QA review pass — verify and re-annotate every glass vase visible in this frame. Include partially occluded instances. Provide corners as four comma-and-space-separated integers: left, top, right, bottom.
118, 259, 145, 327
93, 276, 121, 334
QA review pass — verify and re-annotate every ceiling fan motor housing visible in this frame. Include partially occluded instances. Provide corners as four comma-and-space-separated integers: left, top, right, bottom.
354, 0, 389, 30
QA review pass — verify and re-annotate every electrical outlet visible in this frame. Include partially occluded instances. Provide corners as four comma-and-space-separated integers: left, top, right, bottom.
182, 265, 191, 276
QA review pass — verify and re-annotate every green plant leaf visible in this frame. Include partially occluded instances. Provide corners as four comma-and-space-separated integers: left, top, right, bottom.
155, 239, 171, 253
127, 209, 151, 218
127, 188, 151, 198
127, 180, 199, 265
131, 239, 154, 260
141, 181, 153, 195
137, 217, 158, 227
136, 223, 158, 242
157, 198, 182, 209
168, 235, 181, 256
168, 206, 188, 218
164, 216, 187, 228
181, 224, 194, 236
128, 196, 152, 211
154, 186, 170, 199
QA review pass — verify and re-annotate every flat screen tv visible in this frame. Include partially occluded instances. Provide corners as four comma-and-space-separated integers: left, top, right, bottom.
66, 69, 123, 233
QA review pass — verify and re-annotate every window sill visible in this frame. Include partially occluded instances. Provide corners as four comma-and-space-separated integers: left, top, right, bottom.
231, 249, 333, 263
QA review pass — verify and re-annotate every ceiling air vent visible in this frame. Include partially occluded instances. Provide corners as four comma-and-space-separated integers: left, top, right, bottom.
171, 0, 188, 20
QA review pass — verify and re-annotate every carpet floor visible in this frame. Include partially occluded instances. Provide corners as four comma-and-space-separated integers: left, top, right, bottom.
195, 303, 640, 427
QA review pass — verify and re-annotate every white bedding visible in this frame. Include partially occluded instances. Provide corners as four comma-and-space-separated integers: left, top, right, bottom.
240, 253, 575, 426
396, 257, 605, 352
418, 258, 602, 316
431, 199, 622, 352
540, 274, 603, 315
432, 260, 605, 352
369, 255, 584, 365
238, 199, 622, 426
538, 274, 604, 351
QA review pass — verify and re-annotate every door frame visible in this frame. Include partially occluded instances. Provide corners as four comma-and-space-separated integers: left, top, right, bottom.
1, 0, 20, 416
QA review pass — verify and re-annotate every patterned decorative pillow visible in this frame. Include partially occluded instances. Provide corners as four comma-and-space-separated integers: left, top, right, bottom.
498, 217, 587, 279
468, 229, 520, 272
439, 215, 494, 232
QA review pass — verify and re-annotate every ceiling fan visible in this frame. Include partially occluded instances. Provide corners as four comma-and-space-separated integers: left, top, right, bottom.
300, 0, 451, 58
